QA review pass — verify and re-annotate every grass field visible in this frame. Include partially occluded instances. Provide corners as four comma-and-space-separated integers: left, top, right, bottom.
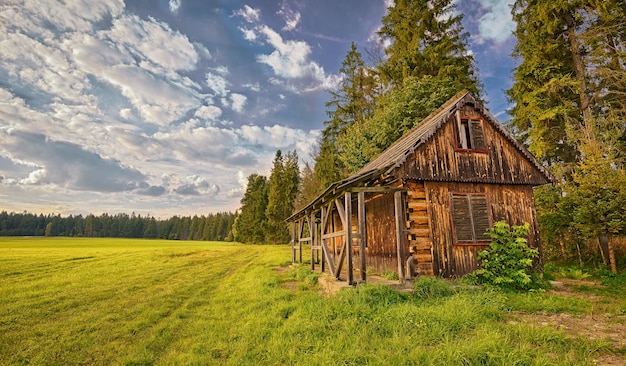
0, 237, 624, 365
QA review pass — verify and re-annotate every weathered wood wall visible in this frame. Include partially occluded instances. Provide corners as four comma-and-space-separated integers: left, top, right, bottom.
364, 192, 398, 274
400, 106, 547, 185
425, 181, 540, 277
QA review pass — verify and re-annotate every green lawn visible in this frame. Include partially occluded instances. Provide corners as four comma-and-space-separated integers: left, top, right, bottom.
0, 237, 622, 365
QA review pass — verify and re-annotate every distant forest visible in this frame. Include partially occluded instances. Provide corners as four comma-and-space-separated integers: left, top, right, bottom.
0, 211, 236, 241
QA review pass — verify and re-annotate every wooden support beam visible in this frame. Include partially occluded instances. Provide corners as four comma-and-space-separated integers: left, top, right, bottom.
345, 192, 353, 284
358, 191, 367, 282
394, 191, 406, 282
348, 187, 405, 193
321, 240, 335, 276
334, 198, 346, 227
321, 231, 346, 240
310, 211, 316, 270
291, 220, 296, 264
332, 236, 345, 279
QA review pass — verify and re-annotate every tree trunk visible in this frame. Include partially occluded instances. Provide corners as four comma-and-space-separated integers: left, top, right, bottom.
608, 235, 617, 275
564, 10, 592, 126
598, 232, 610, 266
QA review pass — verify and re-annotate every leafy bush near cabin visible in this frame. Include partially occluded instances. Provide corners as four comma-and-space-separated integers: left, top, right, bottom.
473, 221, 540, 291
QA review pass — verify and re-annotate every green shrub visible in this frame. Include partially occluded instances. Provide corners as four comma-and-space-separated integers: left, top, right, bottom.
474, 221, 540, 291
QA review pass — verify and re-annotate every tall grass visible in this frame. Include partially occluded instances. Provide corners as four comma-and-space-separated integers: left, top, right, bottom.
0, 237, 614, 365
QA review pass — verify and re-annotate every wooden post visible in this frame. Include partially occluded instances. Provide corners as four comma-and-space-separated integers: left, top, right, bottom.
310, 212, 316, 270
298, 217, 303, 264
394, 191, 406, 282
291, 220, 296, 264
358, 191, 367, 282
345, 192, 353, 284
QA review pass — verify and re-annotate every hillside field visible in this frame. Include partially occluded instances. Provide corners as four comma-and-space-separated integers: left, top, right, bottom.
0, 237, 624, 365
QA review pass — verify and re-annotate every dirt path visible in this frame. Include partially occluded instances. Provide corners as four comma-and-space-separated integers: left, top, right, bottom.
513, 279, 626, 366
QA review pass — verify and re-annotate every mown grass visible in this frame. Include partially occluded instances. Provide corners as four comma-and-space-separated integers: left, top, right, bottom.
0, 237, 617, 365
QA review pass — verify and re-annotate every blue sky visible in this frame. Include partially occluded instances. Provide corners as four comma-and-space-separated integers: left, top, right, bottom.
0, 0, 517, 218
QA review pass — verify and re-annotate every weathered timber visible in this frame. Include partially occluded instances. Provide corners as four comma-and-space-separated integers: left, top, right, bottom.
394, 191, 406, 282
358, 191, 367, 282
287, 91, 550, 282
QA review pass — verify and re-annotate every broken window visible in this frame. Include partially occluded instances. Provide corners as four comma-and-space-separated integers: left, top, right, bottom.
455, 113, 486, 151
450, 193, 491, 244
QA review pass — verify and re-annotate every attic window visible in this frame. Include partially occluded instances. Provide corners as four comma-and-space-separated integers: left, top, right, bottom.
455, 113, 486, 151
450, 193, 491, 245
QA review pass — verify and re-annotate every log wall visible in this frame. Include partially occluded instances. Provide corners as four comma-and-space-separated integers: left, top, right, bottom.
406, 181, 434, 276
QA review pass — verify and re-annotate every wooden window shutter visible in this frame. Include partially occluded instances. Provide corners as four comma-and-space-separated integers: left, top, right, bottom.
469, 120, 486, 150
451, 193, 491, 244
470, 194, 490, 242
451, 194, 474, 242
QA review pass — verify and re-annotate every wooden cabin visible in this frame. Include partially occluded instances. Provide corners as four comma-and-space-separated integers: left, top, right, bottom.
287, 91, 554, 283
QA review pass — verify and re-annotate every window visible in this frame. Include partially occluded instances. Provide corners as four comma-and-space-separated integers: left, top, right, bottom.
455, 115, 486, 151
450, 193, 491, 244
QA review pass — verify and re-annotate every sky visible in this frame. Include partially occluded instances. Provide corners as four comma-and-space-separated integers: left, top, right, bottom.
0, 0, 518, 218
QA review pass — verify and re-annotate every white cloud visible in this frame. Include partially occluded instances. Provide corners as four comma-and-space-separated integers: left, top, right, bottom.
19, 169, 47, 185
244, 82, 260, 92
477, 0, 515, 44
2, 130, 148, 192
206, 72, 229, 96
227, 170, 248, 196
234, 5, 261, 23
193, 42, 212, 59
106, 14, 199, 72
194, 105, 222, 121
14, 0, 124, 34
257, 25, 310, 78
253, 25, 340, 91
230, 93, 247, 113
173, 175, 220, 196
119, 108, 135, 120
278, 2, 301, 31
169, 0, 182, 14
239, 26, 257, 41
98, 64, 200, 125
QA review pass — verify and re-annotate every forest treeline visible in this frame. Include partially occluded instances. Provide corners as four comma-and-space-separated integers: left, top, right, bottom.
0, 211, 236, 241
236, 0, 626, 272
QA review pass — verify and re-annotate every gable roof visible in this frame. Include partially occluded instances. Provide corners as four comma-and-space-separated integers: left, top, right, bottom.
288, 90, 554, 221
357, 90, 553, 181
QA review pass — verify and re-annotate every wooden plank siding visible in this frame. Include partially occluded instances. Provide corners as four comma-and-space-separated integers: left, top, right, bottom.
364, 192, 398, 275
399, 107, 548, 186
424, 181, 540, 277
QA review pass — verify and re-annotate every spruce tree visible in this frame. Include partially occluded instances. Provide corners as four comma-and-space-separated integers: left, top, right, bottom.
233, 174, 268, 244
266, 150, 300, 244
316, 42, 377, 189
378, 0, 480, 95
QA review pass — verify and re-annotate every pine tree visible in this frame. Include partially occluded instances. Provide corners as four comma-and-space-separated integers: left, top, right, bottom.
295, 161, 321, 211
265, 150, 300, 244
315, 43, 377, 189
233, 174, 269, 244
378, 0, 480, 94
